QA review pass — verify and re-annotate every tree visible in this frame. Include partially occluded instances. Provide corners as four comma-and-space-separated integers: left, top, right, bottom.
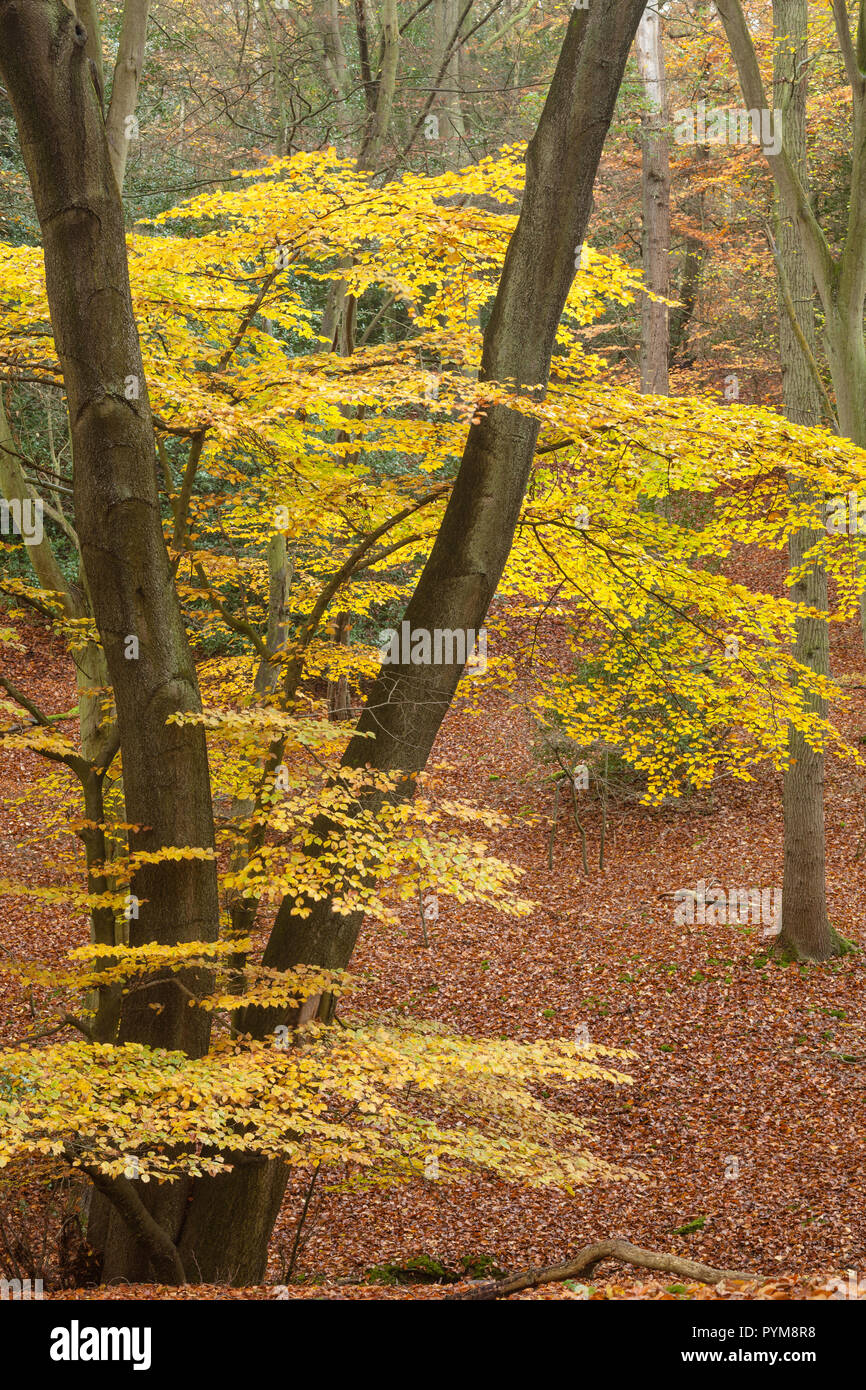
0, 0, 651, 1284
771, 0, 840, 960
178, 0, 654, 1285
636, 4, 671, 394
104, 0, 151, 192
4, 133, 865, 1300
0, 0, 223, 1265
716, 0, 866, 639
0, 0, 153, 1037
0, 0, 220, 1053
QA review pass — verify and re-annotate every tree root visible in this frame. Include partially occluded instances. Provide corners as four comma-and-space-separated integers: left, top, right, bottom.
771, 926, 857, 964
447, 1238, 761, 1300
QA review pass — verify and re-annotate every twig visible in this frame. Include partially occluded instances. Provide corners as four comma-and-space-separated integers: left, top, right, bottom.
547, 777, 561, 871
282, 1164, 321, 1283
417, 883, 430, 946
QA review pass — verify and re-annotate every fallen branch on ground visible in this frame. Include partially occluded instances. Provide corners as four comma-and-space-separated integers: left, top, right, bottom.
447, 1238, 761, 1300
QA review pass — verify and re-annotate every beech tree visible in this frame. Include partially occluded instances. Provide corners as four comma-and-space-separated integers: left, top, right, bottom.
7, 0, 866, 1295
181, 0, 653, 1285
635, 4, 671, 394
710, 0, 857, 960
0, 0, 650, 1283
716, 0, 866, 628
771, 0, 838, 961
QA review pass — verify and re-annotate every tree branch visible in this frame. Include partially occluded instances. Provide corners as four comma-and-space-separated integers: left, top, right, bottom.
832, 0, 864, 91
76, 1160, 188, 1285
448, 1238, 762, 1300
763, 222, 838, 428
0, 674, 74, 728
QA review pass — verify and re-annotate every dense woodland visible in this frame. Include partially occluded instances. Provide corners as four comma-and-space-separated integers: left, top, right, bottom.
1, 0, 865, 1325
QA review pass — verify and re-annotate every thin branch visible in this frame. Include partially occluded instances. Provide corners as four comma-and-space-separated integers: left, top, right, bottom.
191, 560, 269, 661
832, 0, 864, 90
282, 1163, 321, 1282
216, 267, 282, 375
171, 430, 206, 552
7, 1013, 93, 1046
395, 0, 478, 165
292, 483, 451, 660
0, 675, 71, 728
357, 291, 399, 347
763, 222, 838, 429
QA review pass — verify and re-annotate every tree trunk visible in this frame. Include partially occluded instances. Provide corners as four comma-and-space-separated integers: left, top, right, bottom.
433, 0, 467, 161
263, 0, 648, 983
716, 0, 866, 649
359, 0, 399, 166
0, 0, 223, 1282
314, 0, 352, 147
0, 1, 156, 1039
326, 611, 352, 720
635, 6, 670, 394
105, 0, 151, 193
773, 0, 842, 960
668, 153, 708, 369
0, 1, 220, 1044
173, 0, 650, 1286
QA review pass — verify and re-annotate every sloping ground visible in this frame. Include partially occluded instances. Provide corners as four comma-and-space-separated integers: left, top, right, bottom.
2, 542, 866, 1299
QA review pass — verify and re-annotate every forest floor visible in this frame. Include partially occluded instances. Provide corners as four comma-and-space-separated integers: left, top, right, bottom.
2, 542, 865, 1300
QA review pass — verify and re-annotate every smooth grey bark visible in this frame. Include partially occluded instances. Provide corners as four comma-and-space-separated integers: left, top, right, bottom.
433, 0, 467, 158
635, 5, 670, 394
773, 0, 842, 960
314, 0, 352, 144
105, 0, 151, 191
358, 0, 400, 166
57, 0, 101, 79
716, 0, 866, 647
